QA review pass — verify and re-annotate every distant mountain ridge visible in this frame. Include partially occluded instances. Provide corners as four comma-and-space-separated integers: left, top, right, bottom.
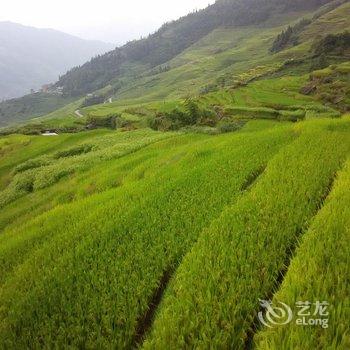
0, 22, 114, 100
56, 0, 334, 96
1, 0, 345, 127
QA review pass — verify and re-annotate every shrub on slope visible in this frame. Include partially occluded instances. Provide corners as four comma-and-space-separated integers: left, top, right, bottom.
0, 130, 170, 208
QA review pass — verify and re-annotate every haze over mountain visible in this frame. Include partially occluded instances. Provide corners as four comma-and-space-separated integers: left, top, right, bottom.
0, 22, 114, 100
55, 0, 335, 97
0, 0, 216, 44
0, 0, 348, 127
0, 0, 349, 348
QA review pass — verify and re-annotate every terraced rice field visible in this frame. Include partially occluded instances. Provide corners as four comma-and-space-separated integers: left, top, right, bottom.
144, 118, 350, 349
0, 117, 349, 349
254, 158, 350, 349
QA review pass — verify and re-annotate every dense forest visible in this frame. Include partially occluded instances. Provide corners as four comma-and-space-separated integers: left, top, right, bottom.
270, 19, 311, 53
313, 31, 350, 55
270, 0, 348, 53
56, 0, 334, 97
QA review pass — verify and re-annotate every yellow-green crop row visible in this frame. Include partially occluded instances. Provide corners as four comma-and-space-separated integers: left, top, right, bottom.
254, 158, 350, 349
143, 118, 350, 349
0, 130, 113, 190
0, 129, 172, 208
0, 134, 205, 232
0, 133, 209, 281
0, 121, 276, 233
0, 124, 294, 348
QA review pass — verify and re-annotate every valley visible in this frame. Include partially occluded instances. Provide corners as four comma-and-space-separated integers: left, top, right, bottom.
0, 0, 349, 348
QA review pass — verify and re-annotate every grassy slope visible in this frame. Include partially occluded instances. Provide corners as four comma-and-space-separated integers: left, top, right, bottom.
0, 130, 179, 232
0, 120, 282, 232
1, 2, 347, 133
0, 117, 349, 348
0, 121, 295, 348
0, 93, 75, 127
108, 13, 307, 103
0, 129, 172, 209
255, 153, 350, 349
143, 117, 350, 349
0, 130, 112, 189
109, 3, 350, 103
0, 3, 348, 349
45, 2, 348, 128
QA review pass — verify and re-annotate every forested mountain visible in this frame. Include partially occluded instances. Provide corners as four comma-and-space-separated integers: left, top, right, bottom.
1, 0, 346, 127
0, 22, 114, 100
56, 0, 334, 96
0, 0, 350, 347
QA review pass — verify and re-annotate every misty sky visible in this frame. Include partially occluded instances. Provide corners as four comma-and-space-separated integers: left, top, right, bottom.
0, 0, 215, 44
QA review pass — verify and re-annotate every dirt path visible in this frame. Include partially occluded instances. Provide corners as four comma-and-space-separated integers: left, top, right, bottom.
75, 110, 84, 118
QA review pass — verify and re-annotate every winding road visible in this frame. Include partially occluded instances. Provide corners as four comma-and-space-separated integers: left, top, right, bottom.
75, 110, 84, 118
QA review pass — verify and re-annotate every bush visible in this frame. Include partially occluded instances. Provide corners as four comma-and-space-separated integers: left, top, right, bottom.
279, 109, 306, 122
150, 99, 209, 131
81, 95, 105, 108
53, 144, 93, 159
199, 84, 218, 95
87, 115, 119, 129
312, 31, 350, 56
14, 157, 51, 174
217, 121, 246, 133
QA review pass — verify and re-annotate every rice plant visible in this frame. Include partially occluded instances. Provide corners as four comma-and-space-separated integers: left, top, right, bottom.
0, 124, 294, 348
254, 159, 350, 349
143, 118, 350, 349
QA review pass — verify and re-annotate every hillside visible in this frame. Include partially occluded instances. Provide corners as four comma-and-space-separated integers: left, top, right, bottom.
0, 22, 114, 100
0, 117, 349, 348
0, 0, 349, 348
1, 0, 346, 127
55, 0, 334, 97
1, 0, 346, 134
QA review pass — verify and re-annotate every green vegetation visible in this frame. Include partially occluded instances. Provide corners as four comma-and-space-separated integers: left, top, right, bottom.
143, 117, 350, 349
254, 157, 350, 349
300, 62, 350, 112
0, 123, 295, 348
0, 93, 74, 127
0, 129, 171, 208
0, 0, 349, 348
